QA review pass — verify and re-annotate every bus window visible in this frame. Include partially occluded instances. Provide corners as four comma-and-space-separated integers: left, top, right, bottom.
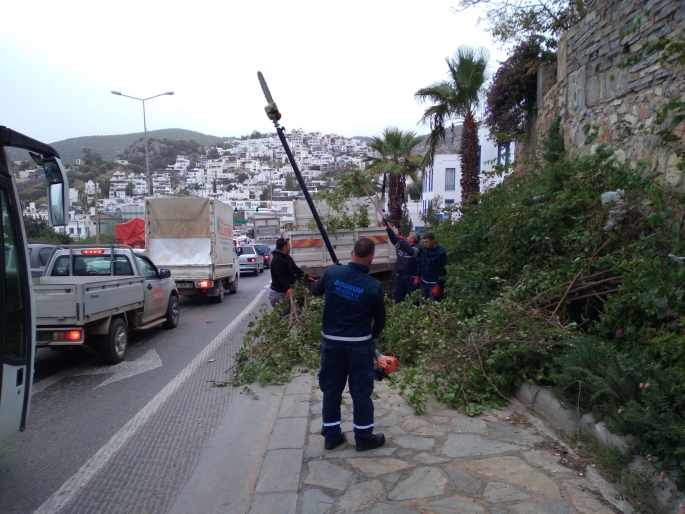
1, 188, 26, 359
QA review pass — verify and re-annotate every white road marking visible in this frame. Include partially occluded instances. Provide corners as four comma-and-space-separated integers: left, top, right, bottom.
32, 349, 163, 394
34, 289, 268, 514
32, 363, 91, 396
80, 349, 163, 389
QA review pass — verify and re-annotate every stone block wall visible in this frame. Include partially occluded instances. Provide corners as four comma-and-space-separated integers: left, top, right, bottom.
520, 0, 685, 191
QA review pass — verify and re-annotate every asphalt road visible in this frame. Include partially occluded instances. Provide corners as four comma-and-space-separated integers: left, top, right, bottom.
0, 271, 272, 514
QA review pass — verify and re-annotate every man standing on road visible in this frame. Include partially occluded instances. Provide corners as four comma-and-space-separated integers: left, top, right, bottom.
384, 220, 421, 302
415, 232, 447, 302
269, 237, 313, 315
311, 237, 387, 452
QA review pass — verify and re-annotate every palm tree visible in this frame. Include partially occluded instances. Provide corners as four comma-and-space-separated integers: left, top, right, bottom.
366, 128, 423, 231
415, 46, 491, 205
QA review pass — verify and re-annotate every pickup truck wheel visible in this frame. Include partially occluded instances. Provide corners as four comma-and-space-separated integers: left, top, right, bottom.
229, 275, 238, 294
163, 296, 180, 328
210, 282, 225, 303
100, 318, 128, 364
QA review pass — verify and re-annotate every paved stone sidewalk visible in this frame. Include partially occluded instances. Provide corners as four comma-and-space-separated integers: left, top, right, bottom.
294, 376, 625, 514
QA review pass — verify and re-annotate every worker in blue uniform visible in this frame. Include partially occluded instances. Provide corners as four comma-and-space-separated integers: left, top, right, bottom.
384, 220, 421, 302
311, 237, 387, 452
414, 232, 447, 302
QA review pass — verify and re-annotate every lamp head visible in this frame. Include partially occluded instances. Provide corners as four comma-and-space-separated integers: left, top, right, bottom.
165, 91, 174, 95
111, 91, 122, 95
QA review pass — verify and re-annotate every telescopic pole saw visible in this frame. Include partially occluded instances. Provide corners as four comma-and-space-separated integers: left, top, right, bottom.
258, 71, 338, 265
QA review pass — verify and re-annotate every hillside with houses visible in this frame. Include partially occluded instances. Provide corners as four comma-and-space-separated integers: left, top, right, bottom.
18, 129, 378, 240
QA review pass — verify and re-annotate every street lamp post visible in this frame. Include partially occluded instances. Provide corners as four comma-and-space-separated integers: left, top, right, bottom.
111, 90, 174, 196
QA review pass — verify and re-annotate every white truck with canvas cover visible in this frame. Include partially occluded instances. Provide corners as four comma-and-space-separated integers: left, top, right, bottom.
33, 245, 180, 364
252, 215, 280, 246
146, 198, 239, 302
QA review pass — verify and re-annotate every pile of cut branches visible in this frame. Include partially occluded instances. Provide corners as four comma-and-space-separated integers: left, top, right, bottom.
530, 269, 623, 314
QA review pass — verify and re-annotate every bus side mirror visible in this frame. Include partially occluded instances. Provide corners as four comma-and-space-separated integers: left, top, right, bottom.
41, 157, 69, 227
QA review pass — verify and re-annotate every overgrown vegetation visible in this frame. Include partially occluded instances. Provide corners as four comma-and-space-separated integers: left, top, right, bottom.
234, 118, 685, 494
453, 0, 586, 49
484, 37, 556, 144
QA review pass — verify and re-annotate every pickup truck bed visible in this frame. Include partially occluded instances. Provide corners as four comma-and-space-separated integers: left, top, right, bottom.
34, 275, 144, 326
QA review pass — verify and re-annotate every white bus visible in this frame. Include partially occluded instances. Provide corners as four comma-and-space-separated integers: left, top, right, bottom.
0, 126, 68, 443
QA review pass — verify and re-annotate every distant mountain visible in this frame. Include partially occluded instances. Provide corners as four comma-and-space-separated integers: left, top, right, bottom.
46, 128, 228, 164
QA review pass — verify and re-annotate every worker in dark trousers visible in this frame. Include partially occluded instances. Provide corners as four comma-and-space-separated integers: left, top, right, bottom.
269, 237, 313, 315
311, 237, 387, 452
414, 232, 447, 302
384, 220, 421, 302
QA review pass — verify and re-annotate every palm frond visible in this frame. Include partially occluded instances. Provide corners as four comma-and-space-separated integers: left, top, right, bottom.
415, 44, 492, 168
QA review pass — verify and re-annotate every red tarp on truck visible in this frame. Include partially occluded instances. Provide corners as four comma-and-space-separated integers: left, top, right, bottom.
115, 218, 145, 249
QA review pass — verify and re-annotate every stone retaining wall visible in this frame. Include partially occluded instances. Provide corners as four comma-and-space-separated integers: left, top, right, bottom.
520, 0, 685, 191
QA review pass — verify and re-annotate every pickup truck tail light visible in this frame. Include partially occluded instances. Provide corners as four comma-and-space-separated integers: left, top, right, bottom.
247, 258, 256, 263
81, 249, 105, 255
56, 330, 82, 341
195, 280, 213, 289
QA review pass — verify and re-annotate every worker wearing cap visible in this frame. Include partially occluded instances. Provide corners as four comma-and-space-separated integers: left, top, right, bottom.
384, 220, 421, 302
269, 237, 313, 314
311, 237, 387, 452
414, 232, 447, 302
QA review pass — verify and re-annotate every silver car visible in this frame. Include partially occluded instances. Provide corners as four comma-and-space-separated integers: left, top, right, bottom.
238, 245, 264, 276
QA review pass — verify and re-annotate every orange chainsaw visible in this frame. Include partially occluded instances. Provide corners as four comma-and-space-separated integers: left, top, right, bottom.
374, 350, 399, 381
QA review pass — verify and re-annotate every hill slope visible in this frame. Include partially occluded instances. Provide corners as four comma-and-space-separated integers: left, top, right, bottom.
48, 128, 227, 164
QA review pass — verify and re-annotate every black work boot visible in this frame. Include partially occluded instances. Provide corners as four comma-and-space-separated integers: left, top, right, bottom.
356, 433, 386, 452
324, 433, 346, 451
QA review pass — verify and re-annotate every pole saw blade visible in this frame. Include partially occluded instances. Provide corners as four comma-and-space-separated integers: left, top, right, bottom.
258, 72, 282, 124
257, 71, 274, 104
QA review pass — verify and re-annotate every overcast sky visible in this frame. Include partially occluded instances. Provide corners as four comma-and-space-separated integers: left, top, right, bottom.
1, 0, 507, 144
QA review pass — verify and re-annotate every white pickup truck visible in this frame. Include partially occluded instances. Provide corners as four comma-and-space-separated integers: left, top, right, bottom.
285, 227, 397, 292
33, 245, 180, 363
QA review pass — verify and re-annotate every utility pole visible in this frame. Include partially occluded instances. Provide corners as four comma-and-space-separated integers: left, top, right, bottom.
94, 182, 100, 244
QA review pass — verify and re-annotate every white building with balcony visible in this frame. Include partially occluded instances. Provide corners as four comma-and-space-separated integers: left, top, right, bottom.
420, 127, 514, 218
152, 172, 172, 196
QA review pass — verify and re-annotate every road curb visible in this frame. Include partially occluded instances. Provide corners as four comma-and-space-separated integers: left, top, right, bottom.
515, 382, 680, 510
248, 370, 314, 514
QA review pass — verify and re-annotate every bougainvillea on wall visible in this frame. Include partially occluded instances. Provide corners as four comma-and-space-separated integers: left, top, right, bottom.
484, 37, 556, 144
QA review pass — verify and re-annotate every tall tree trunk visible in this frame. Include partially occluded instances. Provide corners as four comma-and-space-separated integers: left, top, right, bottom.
381, 174, 386, 199
387, 174, 403, 231
460, 111, 480, 206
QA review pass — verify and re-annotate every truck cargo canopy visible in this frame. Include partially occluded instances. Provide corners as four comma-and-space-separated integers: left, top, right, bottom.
115, 217, 145, 248
147, 197, 212, 238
